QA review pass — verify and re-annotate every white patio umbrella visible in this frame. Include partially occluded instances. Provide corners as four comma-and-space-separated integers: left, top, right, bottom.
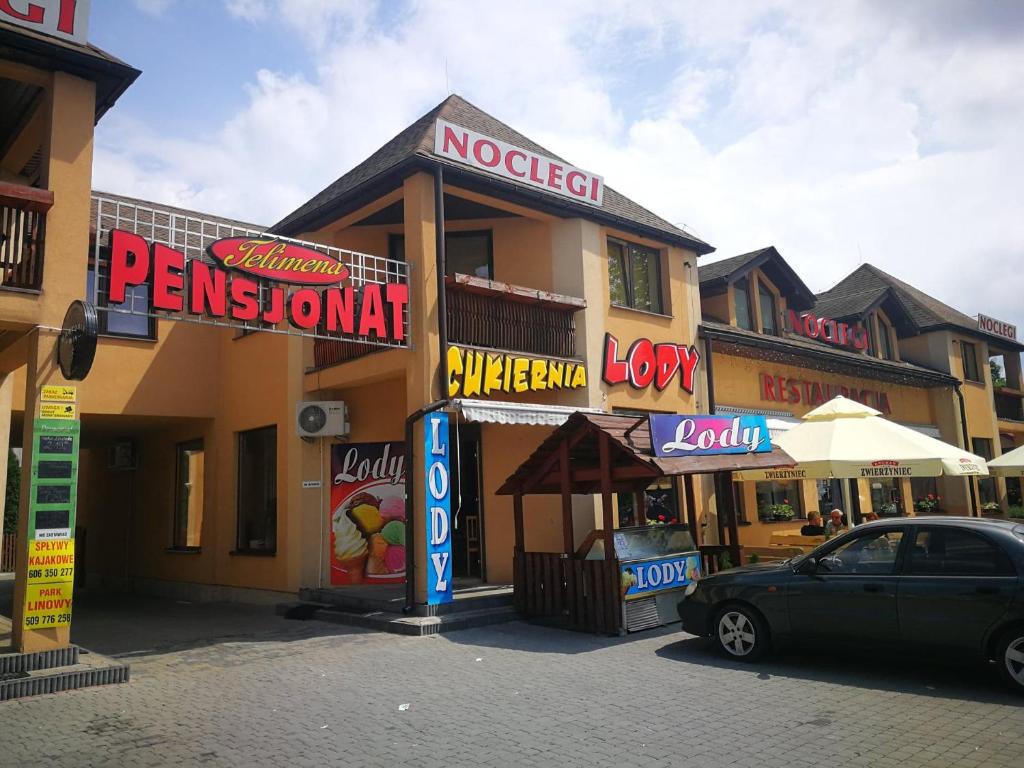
989, 444, 1024, 477
733, 396, 989, 482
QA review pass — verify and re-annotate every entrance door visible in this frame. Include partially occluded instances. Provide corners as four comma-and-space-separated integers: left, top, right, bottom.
788, 526, 906, 645
451, 423, 484, 580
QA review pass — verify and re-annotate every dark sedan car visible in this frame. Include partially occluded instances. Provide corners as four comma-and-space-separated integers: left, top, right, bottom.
678, 517, 1024, 692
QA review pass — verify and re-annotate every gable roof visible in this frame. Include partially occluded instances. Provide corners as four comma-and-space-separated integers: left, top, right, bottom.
698, 246, 815, 310
273, 94, 713, 254
818, 264, 1022, 349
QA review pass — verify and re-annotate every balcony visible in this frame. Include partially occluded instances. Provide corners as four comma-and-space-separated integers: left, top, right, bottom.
0, 182, 53, 292
312, 274, 585, 370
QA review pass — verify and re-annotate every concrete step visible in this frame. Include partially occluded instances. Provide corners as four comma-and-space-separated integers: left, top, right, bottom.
0, 652, 129, 702
297, 586, 514, 617
294, 604, 520, 636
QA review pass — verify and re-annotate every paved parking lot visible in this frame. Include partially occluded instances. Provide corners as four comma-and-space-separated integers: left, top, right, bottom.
1, 593, 1024, 767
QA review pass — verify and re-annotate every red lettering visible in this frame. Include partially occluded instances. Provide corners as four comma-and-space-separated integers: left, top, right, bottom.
803, 313, 820, 338
529, 157, 544, 184
811, 382, 824, 405
677, 345, 700, 394
788, 378, 802, 404
473, 139, 500, 168
357, 284, 386, 337
262, 287, 285, 324
152, 244, 184, 311
229, 276, 260, 321
802, 380, 813, 403
547, 163, 564, 189
108, 230, 151, 304
504, 150, 527, 178
761, 373, 776, 401
441, 124, 469, 159
0, 0, 44, 23
627, 339, 656, 388
57, 0, 76, 33
590, 176, 600, 201
187, 260, 226, 317
289, 289, 321, 330
325, 286, 355, 335
654, 344, 680, 391
385, 283, 408, 342
602, 333, 628, 385
565, 170, 586, 197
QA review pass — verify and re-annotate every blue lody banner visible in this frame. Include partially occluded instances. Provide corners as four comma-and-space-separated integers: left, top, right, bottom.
649, 414, 772, 458
620, 554, 702, 600
424, 412, 453, 605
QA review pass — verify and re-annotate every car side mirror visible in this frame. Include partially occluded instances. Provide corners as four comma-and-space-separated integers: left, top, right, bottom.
798, 557, 817, 575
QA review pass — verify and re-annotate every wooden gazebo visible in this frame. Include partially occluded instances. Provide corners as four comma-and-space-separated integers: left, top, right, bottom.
497, 412, 794, 634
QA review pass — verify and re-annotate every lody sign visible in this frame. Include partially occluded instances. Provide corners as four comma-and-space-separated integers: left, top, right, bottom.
601, 333, 700, 393
649, 414, 771, 458
620, 554, 701, 600
424, 413, 453, 605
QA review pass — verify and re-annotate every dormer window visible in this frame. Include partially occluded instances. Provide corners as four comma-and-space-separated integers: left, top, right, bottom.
608, 238, 664, 314
877, 316, 895, 360
733, 275, 754, 331
758, 281, 778, 335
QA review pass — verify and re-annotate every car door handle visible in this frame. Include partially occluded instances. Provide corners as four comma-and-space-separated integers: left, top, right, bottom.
863, 584, 884, 593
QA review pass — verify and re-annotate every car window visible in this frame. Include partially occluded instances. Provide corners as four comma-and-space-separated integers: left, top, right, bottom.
906, 528, 1016, 577
816, 530, 904, 576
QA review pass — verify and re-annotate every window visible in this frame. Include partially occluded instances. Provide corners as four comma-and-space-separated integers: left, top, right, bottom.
877, 319, 895, 360
237, 426, 277, 553
870, 478, 901, 516
732, 275, 754, 331
866, 317, 878, 357
388, 231, 492, 279
816, 479, 843, 514
755, 480, 803, 521
817, 529, 904, 575
608, 238, 664, 314
757, 281, 778, 335
906, 528, 1015, 576
972, 438, 997, 507
961, 341, 981, 382
618, 479, 679, 528
910, 477, 940, 514
87, 265, 155, 339
173, 440, 204, 549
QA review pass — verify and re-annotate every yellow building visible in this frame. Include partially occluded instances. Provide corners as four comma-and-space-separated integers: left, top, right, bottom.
697, 247, 1024, 549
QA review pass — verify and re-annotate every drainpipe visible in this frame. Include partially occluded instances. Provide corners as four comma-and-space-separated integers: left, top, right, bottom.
703, 333, 717, 415
403, 165, 451, 614
954, 383, 979, 517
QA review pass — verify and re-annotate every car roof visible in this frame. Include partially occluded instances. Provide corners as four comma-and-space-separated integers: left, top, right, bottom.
862, 516, 1020, 531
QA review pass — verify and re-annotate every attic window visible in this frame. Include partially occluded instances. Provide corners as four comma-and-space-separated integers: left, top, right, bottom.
733, 275, 754, 331
758, 281, 778, 335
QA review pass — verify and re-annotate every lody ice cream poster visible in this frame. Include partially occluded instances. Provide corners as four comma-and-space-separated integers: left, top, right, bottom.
330, 442, 406, 585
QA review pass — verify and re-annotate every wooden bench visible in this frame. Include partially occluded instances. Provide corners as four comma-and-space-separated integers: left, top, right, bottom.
769, 531, 826, 551
743, 545, 806, 563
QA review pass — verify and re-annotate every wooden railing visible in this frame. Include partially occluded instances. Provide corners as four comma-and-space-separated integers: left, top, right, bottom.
514, 550, 621, 634
0, 182, 53, 291
1, 532, 16, 572
446, 275, 584, 360
311, 274, 587, 370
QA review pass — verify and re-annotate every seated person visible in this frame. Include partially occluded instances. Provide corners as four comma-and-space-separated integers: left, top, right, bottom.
800, 510, 825, 536
825, 509, 848, 536
862, 511, 880, 522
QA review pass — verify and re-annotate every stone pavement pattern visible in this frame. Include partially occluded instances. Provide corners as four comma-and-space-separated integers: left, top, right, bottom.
1, 594, 1023, 767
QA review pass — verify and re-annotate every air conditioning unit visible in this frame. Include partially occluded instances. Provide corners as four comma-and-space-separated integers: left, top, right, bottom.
296, 401, 349, 439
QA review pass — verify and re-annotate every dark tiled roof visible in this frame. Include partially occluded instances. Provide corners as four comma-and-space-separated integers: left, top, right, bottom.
816, 264, 1021, 349
273, 94, 712, 252
701, 319, 958, 388
697, 248, 771, 285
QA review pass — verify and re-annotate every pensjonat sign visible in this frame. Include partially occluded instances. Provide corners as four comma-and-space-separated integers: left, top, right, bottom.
101, 229, 410, 344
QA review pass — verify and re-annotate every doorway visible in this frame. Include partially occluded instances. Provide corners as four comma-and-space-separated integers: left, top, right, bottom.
451, 422, 484, 581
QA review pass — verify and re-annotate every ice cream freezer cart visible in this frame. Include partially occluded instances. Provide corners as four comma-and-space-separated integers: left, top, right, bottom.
578, 523, 701, 633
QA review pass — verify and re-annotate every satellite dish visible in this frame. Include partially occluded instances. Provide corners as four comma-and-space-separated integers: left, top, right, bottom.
58, 300, 98, 381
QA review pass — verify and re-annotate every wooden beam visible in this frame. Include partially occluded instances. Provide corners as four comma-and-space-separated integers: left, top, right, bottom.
683, 474, 700, 548
536, 463, 659, 488
559, 441, 573, 555
598, 431, 615, 551
727, 476, 742, 565
520, 427, 590, 494
635, 487, 646, 525
513, 492, 525, 552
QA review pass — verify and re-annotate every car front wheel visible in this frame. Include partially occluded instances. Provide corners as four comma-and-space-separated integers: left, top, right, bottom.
997, 628, 1024, 694
714, 605, 768, 662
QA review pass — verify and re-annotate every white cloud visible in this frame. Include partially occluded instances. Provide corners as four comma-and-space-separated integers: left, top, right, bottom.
94, 0, 1024, 332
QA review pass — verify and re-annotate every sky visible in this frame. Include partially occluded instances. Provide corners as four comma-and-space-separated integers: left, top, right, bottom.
89, 0, 1024, 335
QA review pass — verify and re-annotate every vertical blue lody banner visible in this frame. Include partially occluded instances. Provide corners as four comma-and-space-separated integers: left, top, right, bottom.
424, 412, 453, 605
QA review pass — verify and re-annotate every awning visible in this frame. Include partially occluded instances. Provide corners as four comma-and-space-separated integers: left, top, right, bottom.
718, 405, 941, 439
450, 398, 604, 427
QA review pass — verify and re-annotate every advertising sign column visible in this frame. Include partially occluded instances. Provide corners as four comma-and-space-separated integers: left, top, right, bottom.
425, 413, 452, 605
22, 414, 80, 630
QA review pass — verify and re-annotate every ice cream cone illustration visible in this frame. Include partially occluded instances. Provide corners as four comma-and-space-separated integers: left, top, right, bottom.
332, 505, 369, 583
620, 568, 637, 598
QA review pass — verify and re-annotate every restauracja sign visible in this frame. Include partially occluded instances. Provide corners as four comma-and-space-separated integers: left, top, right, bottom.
107, 230, 409, 341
